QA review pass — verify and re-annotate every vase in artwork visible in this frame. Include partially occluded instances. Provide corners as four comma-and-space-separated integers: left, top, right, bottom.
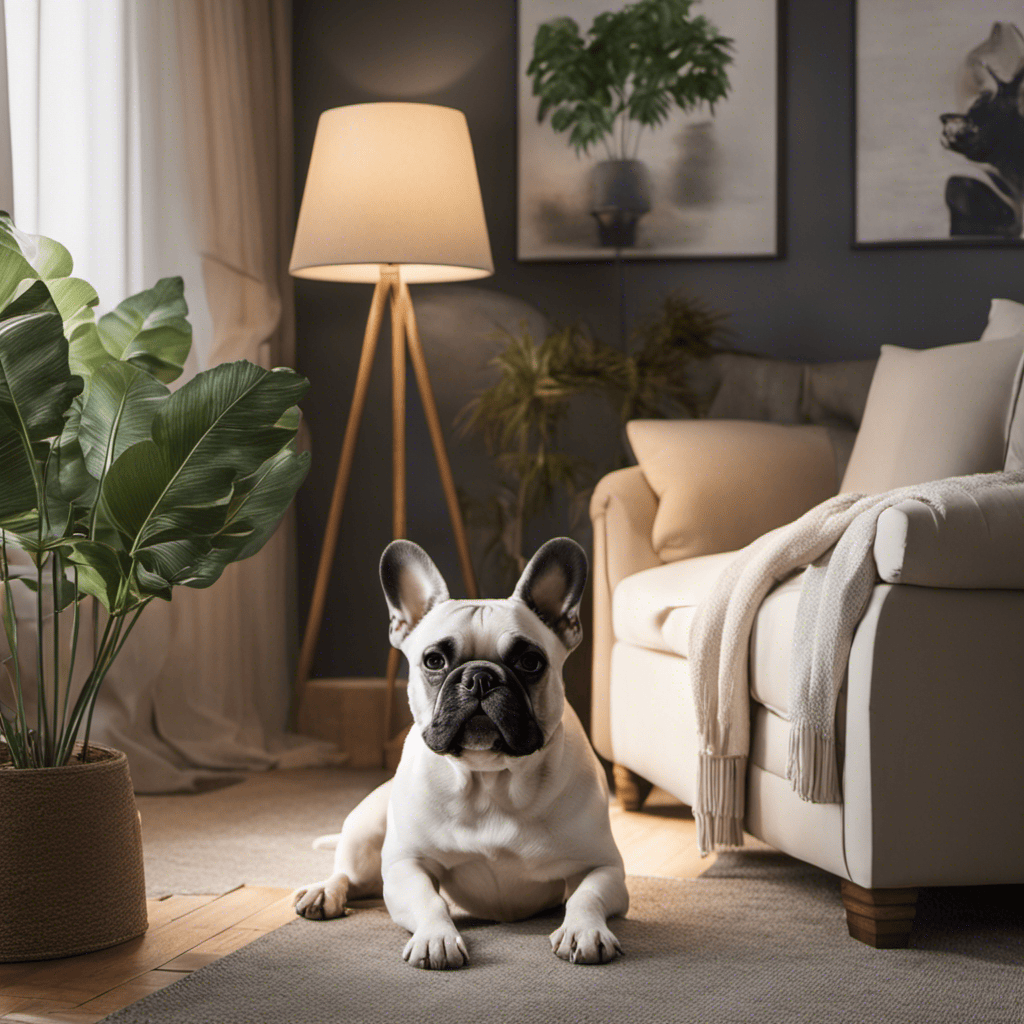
589, 159, 652, 248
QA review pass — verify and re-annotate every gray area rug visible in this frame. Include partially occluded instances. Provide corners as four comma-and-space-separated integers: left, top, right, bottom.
100, 858, 1023, 1024
136, 767, 388, 897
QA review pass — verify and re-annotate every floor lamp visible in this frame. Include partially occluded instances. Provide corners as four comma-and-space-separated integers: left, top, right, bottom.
289, 103, 493, 763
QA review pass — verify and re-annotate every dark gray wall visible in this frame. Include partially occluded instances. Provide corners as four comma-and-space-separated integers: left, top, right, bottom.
292, 0, 1024, 718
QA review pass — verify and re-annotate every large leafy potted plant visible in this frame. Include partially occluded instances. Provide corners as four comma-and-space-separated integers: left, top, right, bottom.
527, 0, 732, 247
0, 214, 310, 961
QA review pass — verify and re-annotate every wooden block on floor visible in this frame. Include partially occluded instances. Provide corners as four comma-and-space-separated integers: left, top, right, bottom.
298, 678, 412, 768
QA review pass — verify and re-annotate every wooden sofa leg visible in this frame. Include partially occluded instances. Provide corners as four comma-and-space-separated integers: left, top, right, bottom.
840, 880, 919, 948
613, 764, 653, 811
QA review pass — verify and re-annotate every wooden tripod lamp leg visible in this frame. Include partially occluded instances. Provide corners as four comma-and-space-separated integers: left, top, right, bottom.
295, 276, 392, 699
401, 281, 479, 600
383, 275, 407, 759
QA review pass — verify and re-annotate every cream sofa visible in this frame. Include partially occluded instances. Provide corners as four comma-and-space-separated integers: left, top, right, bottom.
590, 316, 1024, 947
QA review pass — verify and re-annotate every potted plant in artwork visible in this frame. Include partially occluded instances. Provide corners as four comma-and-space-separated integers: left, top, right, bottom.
527, 0, 733, 247
0, 213, 310, 962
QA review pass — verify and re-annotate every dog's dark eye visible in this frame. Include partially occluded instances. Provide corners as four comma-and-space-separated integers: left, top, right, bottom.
423, 651, 446, 672
516, 652, 545, 674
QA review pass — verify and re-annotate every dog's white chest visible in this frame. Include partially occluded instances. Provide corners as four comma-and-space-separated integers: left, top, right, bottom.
434, 802, 576, 922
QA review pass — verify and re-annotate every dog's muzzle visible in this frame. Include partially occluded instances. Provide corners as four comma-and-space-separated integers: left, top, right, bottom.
421, 660, 545, 757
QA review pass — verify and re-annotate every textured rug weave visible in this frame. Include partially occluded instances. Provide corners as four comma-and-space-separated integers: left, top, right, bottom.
100, 858, 1023, 1024
136, 768, 388, 897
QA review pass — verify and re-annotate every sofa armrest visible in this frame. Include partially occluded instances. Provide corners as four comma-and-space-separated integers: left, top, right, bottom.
842, 584, 1024, 888
874, 483, 1024, 588
590, 466, 662, 590
589, 467, 662, 759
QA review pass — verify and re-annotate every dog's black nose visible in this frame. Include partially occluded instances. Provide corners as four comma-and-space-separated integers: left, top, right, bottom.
463, 667, 498, 698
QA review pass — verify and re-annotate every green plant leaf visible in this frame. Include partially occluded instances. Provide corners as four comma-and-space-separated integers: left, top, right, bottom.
0, 281, 84, 538
99, 361, 309, 594
97, 277, 191, 383
0, 281, 83, 442
182, 446, 311, 588
56, 538, 131, 612
0, 216, 72, 280
0, 412, 38, 523
48, 397, 98, 509
78, 361, 169, 482
0, 213, 103, 363
16, 565, 81, 612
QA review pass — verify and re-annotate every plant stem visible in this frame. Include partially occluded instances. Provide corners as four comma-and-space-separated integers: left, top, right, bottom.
56, 613, 115, 765
35, 551, 52, 765
0, 534, 29, 767
60, 565, 80, 741
77, 613, 124, 760
51, 550, 61, 754
76, 603, 145, 763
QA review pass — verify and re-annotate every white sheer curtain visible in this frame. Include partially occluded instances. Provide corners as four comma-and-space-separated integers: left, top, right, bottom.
4, 0, 212, 351
1, 0, 329, 791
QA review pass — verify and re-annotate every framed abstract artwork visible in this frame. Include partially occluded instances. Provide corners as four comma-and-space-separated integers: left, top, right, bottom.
516, 0, 781, 261
856, 1, 1024, 247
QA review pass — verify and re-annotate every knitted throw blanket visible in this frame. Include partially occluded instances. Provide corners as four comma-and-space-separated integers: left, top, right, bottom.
687, 470, 1024, 855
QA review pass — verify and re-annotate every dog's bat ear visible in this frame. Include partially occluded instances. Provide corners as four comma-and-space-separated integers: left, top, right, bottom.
959, 22, 1024, 101
512, 538, 587, 651
380, 540, 450, 648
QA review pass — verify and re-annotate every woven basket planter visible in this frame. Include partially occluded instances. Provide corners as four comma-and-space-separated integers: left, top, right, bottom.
0, 744, 148, 962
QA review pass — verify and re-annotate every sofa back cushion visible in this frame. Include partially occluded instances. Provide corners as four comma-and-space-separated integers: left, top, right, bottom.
839, 336, 1024, 494
981, 298, 1024, 341
627, 420, 837, 562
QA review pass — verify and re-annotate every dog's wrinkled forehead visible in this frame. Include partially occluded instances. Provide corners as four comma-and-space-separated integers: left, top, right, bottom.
408, 599, 557, 661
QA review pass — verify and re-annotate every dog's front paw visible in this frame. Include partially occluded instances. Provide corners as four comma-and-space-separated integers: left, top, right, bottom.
550, 922, 623, 965
293, 873, 350, 920
403, 922, 469, 970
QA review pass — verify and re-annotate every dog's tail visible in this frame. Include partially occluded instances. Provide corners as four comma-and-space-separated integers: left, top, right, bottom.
312, 832, 342, 851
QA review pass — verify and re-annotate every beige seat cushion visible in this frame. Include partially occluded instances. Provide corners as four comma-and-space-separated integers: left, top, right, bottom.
612, 554, 804, 718
627, 419, 837, 561
612, 550, 737, 656
840, 336, 1024, 494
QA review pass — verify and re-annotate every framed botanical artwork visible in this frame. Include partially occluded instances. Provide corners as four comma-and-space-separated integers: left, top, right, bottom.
516, 0, 782, 261
855, 1, 1024, 247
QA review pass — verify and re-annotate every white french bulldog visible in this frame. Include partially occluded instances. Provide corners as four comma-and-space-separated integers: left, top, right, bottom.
293, 537, 628, 969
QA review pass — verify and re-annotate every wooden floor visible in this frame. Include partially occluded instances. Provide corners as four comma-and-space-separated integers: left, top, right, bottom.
0, 787, 711, 1023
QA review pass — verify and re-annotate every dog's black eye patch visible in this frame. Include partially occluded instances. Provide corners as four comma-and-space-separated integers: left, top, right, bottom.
422, 638, 456, 674
501, 636, 547, 680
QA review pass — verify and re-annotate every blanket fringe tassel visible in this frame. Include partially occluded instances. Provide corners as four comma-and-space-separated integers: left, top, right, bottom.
695, 754, 746, 855
787, 723, 842, 803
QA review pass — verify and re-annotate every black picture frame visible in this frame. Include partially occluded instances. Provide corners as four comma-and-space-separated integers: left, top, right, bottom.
516, 0, 785, 263
853, 0, 1024, 249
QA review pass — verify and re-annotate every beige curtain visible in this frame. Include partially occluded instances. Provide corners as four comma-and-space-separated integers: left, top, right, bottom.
89, 0, 331, 791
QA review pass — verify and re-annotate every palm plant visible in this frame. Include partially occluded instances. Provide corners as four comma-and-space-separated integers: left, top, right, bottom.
458, 326, 593, 583
527, 0, 733, 161
458, 291, 729, 585
0, 214, 310, 768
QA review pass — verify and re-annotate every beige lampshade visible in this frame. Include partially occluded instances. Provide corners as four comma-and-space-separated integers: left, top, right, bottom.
289, 102, 494, 284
